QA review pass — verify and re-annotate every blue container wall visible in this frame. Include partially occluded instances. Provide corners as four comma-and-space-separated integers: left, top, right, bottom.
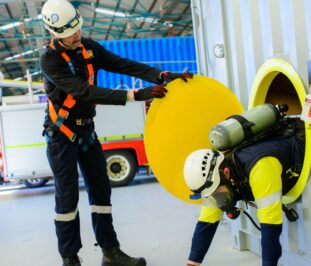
97, 36, 197, 89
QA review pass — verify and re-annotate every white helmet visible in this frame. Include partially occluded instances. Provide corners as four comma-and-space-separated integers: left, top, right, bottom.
184, 149, 225, 198
41, 0, 83, 38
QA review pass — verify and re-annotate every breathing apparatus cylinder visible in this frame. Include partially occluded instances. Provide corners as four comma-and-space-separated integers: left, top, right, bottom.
209, 103, 281, 151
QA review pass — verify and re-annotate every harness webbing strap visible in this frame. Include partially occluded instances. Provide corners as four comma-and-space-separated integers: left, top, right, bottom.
228, 114, 255, 139
48, 98, 76, 142
47, 39, 94, 141
60, 51, 70, 63
81, 47, 94, 85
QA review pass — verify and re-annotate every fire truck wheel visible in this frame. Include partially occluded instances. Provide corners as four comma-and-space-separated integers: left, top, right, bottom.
24, 178, 50, 188
105, 150, 137, 187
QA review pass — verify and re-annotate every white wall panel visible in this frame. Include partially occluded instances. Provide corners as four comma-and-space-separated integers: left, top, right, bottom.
191, 0, 310, 107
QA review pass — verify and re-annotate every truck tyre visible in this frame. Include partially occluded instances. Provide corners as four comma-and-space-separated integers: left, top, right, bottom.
24, 178, 49, 188
105, 150, 137, 187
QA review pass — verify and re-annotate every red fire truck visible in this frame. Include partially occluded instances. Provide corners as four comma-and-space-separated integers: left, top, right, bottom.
0, 80, 149, 188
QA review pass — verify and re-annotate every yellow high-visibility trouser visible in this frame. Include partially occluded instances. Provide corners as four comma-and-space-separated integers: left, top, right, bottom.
199, 156, 283, 225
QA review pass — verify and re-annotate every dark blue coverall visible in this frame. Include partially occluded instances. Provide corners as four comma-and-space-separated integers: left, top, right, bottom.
39, 38, 162, 257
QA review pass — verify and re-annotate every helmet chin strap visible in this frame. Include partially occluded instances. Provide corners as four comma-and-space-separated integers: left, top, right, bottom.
50, 38, 67, 53
50, 34, 65, 48
57, 38, 65, 46
190, 171, 227, 200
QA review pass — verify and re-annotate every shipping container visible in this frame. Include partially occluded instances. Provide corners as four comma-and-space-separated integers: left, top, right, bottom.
97, 36, 197, 89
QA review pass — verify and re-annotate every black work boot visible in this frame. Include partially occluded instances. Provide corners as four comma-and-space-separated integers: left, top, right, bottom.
62, 254, 82, 266
102, 247, 146, 266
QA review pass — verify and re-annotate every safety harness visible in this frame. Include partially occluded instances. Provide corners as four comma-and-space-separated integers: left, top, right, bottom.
48, 39, 94, 142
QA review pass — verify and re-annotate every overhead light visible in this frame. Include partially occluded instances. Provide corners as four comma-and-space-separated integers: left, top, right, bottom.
14, 70, 42, 81
95, 8, 173, 27
0, 14, 42, 31
4, 48, 39, 61
24, 70, 41, 77
0, 21, 22, 31
95, 8, 127, 17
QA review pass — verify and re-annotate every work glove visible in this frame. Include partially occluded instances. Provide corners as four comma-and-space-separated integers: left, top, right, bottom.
159, 71, 193, 83
133, 84, 168, 101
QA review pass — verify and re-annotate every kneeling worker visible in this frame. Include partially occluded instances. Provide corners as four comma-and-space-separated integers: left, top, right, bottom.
183, 108, 305, 266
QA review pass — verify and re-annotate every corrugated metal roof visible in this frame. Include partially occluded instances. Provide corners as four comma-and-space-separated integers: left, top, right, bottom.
0, 0, 193, 83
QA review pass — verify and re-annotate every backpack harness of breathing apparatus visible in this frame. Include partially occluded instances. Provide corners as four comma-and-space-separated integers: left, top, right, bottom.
223, 104, 301, 229
47, 39, 95, 150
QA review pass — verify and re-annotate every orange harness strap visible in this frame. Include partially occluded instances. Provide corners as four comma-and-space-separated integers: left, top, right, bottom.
48, 98, 76, 141
80, 47, 94, 86
47, 39, 94, 142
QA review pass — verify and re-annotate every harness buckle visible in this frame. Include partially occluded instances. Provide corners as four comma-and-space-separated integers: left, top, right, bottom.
69, 133, 76, 142
55, 117, 65, 127
45, 128, 54, 137
76, 119, 83, 125
58, 108, 69, 119
75, 118, 93, 125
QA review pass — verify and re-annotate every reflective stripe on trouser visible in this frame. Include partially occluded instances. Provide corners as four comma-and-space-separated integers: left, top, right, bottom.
249, 156, 283, 266
46, 129, 119, 257
56, 207, 79, 222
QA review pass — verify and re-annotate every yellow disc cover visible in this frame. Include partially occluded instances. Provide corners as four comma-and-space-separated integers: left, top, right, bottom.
144, 75, 244, 204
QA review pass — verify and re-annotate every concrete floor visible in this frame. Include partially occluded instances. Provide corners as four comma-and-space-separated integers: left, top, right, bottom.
0, 174, 262, 266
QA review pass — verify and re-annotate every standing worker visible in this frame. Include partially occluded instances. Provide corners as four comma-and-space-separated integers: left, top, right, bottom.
183, 114, 305, 266
40, 0, 193, 265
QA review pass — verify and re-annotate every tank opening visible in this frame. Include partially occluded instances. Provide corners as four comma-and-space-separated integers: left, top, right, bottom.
265, 72, 305, 198
250, 59, 310, 203
265, 73, 302, 115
